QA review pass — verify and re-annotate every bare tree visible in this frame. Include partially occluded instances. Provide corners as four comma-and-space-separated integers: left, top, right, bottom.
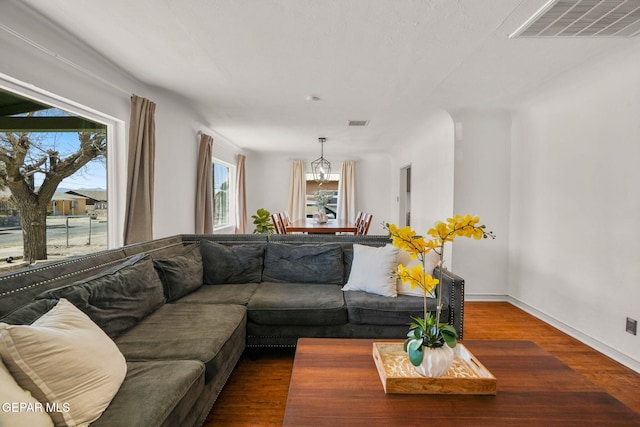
0, 129, 106, 263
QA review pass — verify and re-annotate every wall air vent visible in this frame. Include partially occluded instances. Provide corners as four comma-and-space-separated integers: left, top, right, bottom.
510, 0, 640, 38
347, 120, 369, 127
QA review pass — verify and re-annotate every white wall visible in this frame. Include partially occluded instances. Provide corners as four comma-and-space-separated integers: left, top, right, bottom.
389, 110, 455, 265
450, 111, 511, 298
244, 151, 292, 228
391, 110, 455, 231
510, 47, 640, 372
355, 154, 394, 235
151, 89, 204, 238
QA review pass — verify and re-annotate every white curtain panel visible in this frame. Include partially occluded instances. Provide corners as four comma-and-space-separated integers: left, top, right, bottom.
235, 154, 247, 233
288, 160, 306, 221
195, 133, 213, 234
338, 160, 356, 221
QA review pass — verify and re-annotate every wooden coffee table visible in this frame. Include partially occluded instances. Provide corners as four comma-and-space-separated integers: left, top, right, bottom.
284, 338, 640, 426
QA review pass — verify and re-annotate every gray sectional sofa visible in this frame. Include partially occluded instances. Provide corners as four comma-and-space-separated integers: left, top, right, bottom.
0, 233, 464, 427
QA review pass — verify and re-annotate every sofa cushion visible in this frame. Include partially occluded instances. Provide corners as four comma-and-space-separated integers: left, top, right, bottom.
0, 359, 54, 427
36, 254, 166, 338
262, 243, 344, 284
90, 360, 204, 427
344, 290, 444, 325
0, 299, 127, 427
153, 244, 203, 301
114, 303, 246, 382
342, 244, 399, 297
248, 282, 347, 325
174, 283, 258, 305
200, 240, 265, 284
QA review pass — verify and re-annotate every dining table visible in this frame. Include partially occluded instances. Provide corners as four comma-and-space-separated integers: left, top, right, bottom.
285, 218, 358, 234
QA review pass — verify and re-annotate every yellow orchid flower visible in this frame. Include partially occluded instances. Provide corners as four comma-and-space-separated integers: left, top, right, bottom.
397, 264, 440, 295
385, 216, 494, 357
423, 274, 440, 294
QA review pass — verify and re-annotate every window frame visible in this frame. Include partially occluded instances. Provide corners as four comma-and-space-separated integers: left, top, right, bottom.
0, 73, 124, 249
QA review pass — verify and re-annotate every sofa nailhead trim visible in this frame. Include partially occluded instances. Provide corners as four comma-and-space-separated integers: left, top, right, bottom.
0, 242, 185, 298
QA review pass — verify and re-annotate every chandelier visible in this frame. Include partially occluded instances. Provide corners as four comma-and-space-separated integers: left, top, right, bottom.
311, 137, 331, 183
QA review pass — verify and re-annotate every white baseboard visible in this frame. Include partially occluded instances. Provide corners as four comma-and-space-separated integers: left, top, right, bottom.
505, 296, 640, 374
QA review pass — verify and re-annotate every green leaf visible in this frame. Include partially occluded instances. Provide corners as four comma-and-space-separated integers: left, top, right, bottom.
410, 316, 427, 329
407, 339, 424, 366
439, 324, 458, 348
407, 328, 422, 340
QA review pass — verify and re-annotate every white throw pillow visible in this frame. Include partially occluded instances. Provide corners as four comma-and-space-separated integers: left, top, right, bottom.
342, 244, 399, 297
0, 360, 54, 427
396, 249, 440, 298
0, 299, 127, 427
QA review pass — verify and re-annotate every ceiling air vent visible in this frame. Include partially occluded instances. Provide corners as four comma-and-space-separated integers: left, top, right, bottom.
347, 120, 369, 127
510, 0, 640, 38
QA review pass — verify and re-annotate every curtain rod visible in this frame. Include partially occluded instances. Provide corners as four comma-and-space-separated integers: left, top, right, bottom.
197, 131, 212, 143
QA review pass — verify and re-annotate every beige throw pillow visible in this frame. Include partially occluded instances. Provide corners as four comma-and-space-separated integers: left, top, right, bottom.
0, 299, 127, 427
0, 359, 54, 427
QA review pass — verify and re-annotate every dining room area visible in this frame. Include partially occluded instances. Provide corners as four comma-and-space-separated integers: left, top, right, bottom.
247, 150, 379, 237
270, 210, 373, 235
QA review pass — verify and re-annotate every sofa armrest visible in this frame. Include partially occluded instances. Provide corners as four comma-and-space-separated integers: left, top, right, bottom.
434, 267, 465, 340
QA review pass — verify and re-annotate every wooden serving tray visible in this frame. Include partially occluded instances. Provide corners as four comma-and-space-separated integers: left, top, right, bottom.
372, 342, 497, 394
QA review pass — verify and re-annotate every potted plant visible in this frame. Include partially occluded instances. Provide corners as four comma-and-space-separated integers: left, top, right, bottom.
251, 208, 275, 235
313, 190, 332, 223
386, 214, 494, 377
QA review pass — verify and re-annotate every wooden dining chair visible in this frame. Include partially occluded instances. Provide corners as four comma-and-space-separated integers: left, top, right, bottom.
356, 213, 372, 235
279, 211, 291, 227
354, 211, 363, 228
271, 213, 284, 234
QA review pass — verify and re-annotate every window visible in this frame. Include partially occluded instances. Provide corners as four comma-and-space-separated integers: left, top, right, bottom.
0, 86, 111, 264
305, 173, 340, 218
213, 159, 236, 229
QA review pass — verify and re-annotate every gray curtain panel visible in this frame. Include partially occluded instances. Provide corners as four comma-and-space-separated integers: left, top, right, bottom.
195, 133, 214, 234
123, 95, 156, 245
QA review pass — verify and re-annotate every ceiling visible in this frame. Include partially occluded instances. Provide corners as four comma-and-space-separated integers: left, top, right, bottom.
20, 0, 640, 156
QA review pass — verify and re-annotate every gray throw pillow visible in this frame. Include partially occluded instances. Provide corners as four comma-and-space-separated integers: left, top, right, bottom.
200, 240, 265, 284
0, 299, 59, 325
36, 254, 166, 338
153, 244, 203, 301
262, 243, 344, 284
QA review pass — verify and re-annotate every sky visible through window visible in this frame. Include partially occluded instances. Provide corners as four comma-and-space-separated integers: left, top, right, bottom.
33, 132, 106, 190
22, 108, 107, 190
5, 103, 106, 191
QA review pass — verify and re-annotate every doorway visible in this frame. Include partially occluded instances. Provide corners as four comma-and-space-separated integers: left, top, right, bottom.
399, 165, 411, 227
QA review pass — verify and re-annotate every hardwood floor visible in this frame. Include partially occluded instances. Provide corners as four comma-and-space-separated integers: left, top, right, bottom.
204, 302, 640, 426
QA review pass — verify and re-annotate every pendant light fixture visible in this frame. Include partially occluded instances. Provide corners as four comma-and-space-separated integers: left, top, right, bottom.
311, 137, 331, 183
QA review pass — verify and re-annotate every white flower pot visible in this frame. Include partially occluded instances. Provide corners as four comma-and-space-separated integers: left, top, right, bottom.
412, 344, 454, 377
